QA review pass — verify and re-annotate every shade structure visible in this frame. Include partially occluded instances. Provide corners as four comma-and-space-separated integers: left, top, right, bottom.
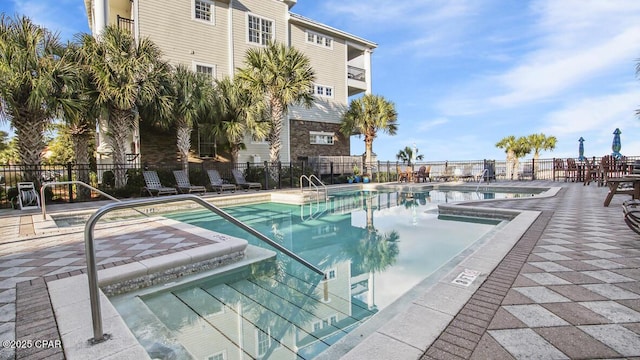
612, 128, 622, 159
578, 137, 585, 161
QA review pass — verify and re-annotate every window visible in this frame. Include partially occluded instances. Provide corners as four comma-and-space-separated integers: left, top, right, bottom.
206, 351, 226, 360
310, 131, 334, 145
194, 0, 214, 23
248, 14, 273, 45
194, 63, 215, 80
198, 125, 216, 157
257, 329, 270, 357
306, 30, 333, 49
326, 268, 337, 280
313, 84, 333, 98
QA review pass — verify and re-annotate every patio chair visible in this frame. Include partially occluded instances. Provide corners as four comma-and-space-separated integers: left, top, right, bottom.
17, 182, 40, 210
142, 171, 178, 196
415, 165, 431, 182
565, 158, 578, 182
397, 166, 409, 182
231, 169, 261, 191
173, 170, 206, 194
553, 158, 566, 181
583, 157, 599, 186
598, 155, 616, 187
207, 169, 236, 193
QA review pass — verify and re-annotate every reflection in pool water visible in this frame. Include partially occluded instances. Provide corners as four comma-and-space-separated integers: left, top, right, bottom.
111, 189, 509, 359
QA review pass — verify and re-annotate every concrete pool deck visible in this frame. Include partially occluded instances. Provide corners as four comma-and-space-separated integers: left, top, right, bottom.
1, 180, 639, 359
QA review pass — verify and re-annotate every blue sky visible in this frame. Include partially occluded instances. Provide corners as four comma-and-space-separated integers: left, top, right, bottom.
2, 0, 640, 162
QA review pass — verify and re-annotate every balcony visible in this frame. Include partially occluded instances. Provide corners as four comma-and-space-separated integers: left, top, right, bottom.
348, 66, 365, 81
117, 15, 134, 34
348, 65, 367, 96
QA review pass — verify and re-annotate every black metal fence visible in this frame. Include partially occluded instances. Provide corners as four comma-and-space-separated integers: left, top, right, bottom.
1, 156, 638, 209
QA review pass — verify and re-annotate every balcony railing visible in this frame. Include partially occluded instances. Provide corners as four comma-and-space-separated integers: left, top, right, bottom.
347, 66, 366, 81
117, 15, 134, 33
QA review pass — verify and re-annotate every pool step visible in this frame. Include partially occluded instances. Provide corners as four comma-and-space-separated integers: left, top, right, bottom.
121, 263, 375, 360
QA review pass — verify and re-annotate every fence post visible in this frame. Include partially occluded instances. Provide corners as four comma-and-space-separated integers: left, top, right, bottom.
277, 161, 282, 189
67, 162, 74, 203
532, 158, 536, 180
289, 162, 293, 189
330, 162, 334, 184
263, 161, 269, 190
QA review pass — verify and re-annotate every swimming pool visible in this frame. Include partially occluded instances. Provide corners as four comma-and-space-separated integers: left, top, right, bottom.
109, 189, 513, 359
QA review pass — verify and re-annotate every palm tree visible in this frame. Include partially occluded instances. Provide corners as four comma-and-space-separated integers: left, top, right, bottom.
526, 133, 557, 178
396, 146, 424, 167
496, 135, 530, 180
0, 15, 81, 179
236, 42, 315, 163
61, 43, 101, 198
76, 25, 172, 187
165, 65, 214, 175
341, 94, 398, 174
212, 76, 269, 163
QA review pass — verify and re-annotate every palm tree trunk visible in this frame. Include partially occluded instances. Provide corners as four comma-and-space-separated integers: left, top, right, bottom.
268, 98, 284, 163
109, 109, 133, 188
13, 111, 46, 183
364, 134, 374, 174
73, 132, 92, 200
506, 150, 515, 180
176, 125, 191, 175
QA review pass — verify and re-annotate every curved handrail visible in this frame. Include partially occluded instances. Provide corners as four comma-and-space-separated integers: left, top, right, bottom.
84, 194, 325, 343
300, 174, 327, 200
476, 169, 489, 192
41, 181, 124, 220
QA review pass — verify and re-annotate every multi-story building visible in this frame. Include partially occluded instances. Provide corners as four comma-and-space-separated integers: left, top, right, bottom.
83, 0, 376, 165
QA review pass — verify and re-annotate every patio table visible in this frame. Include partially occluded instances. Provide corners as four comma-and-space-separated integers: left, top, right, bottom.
604, 175, 640, 206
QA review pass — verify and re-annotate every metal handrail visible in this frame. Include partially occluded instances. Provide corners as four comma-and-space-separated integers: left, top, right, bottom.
476, 169, 489, 192
84, 194, 325, 343
41, 181, 125, 220
300, 174, 327, 201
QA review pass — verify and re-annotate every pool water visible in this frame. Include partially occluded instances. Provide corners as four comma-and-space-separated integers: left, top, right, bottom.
110, 189, 508, 359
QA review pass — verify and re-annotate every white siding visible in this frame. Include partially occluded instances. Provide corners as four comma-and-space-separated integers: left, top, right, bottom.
138, 0, 230, 76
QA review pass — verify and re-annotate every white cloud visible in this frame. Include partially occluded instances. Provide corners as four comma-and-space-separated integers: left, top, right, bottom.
489, 25, 640, 106
417, 118, 449, 132
542, 88, 640, 136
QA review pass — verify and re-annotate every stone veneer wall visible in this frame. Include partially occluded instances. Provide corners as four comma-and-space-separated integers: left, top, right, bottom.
289, 120, 350, 160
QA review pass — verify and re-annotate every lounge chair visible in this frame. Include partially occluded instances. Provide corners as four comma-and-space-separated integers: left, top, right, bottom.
518, 164, 534, 180
207, 169, 236, 193
173, 170, 206, 194
231, 169, 261, 191
142, 171, 178, 196
460, 165, 476, 182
